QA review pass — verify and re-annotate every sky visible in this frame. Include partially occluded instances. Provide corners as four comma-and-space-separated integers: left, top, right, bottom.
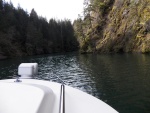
5, 0, 84, 22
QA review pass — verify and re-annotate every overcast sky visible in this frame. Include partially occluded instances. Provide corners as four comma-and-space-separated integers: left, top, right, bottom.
5, 0, 84, 22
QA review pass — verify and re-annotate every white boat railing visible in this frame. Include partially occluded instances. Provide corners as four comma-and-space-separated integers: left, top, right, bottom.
59, 84, 65, 113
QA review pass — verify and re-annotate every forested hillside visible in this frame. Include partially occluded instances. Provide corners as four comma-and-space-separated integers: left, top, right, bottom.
74, 0, 150, 53
0, 0, 79, 59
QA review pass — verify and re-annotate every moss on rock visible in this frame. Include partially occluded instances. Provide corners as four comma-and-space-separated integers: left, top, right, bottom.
74, 0, 150, 53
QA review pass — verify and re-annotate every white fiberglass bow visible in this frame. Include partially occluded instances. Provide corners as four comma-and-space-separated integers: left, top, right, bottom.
0, 63, 118, 113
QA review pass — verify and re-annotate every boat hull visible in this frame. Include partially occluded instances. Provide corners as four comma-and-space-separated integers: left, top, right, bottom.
0, 79, 118, 113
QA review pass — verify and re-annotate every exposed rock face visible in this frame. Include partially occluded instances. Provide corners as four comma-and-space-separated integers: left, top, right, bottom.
97, 0, 150, 53
75, 0, 150, 53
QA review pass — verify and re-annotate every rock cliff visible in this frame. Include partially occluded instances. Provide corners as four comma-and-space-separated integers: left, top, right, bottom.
74, 0, 150, 53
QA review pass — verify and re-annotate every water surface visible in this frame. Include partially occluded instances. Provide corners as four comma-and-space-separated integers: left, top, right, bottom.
0, 53, 150, 113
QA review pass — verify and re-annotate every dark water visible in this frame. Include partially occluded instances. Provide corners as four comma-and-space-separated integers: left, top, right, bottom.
0, 53, 150, 113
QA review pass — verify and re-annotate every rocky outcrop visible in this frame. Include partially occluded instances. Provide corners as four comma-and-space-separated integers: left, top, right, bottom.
97, 0, 150, 53
75, 0, 150, 53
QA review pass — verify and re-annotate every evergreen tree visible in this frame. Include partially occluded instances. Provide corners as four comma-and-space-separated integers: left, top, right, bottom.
0, 0, 79, 58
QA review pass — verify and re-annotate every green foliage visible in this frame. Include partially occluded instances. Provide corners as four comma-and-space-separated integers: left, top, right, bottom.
0, 0, 79, 57
74, 0, 150, 53
74, 0, 115, 53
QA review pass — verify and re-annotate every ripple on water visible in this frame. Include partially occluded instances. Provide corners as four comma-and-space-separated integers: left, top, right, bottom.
1, 54, 150, 113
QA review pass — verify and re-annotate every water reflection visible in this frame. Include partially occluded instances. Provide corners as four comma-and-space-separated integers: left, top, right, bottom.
0, 53, 150, 113
78, 54, 150, 113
